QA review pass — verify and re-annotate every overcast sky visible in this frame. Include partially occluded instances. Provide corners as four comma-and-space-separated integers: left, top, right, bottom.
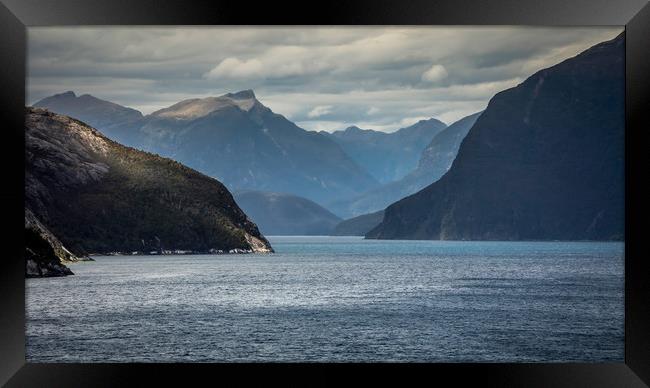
27, 26, 622, 132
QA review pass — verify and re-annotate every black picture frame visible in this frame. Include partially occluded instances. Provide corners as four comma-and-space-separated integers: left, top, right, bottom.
1, 0, 648, 386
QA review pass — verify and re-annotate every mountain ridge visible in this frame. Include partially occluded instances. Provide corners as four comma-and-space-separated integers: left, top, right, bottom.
327, 112, 481, 218
321, 117, 447, 184
34, 91, 144, 146
35, 90, 380, 205
367, 33, 624, 241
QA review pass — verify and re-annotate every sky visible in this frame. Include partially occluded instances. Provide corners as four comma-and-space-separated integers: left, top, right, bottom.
27, 26, 622, 132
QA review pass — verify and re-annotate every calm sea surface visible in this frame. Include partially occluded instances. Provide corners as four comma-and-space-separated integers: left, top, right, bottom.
26, 236, 624, 362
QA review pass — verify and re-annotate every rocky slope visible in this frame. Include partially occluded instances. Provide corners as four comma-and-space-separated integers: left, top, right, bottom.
327, 112, 480, 218
234, 191, 342, 235
25, 208, 79, 277
25, 107, 273, 271
368, 34, 624, 241
321, 118, 447, 184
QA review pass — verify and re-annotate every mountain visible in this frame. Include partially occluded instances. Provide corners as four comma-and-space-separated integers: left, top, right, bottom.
233, 191, 342, 235
414, 112, 483, 179
327, 112, 480, 218
139, 90, 379, 204
332, 210, 384, 236
321, 117, 447, 184
367, 34, 624, 241
34, 91, 144, 145
37, 89, 380, 205
25, 107, 272, 274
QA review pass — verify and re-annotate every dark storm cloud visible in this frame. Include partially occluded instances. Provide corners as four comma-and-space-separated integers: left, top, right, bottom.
27, 26, 622, 132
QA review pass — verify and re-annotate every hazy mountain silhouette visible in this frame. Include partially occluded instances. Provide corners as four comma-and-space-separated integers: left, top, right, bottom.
321, 117, 447, 184
327, 112, 480, 218
234, 190, 342, 235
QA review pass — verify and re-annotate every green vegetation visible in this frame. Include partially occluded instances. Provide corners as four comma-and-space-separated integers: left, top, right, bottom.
26, 108, 272, 259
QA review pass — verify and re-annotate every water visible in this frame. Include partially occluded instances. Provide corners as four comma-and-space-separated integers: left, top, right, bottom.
26, 236, 624, 362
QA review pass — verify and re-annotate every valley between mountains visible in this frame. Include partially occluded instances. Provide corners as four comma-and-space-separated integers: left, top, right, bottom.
26, 33, 624, 277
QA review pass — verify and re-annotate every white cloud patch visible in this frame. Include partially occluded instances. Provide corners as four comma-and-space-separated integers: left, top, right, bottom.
307, 105, 333, 118
421, 64, 448, 83
204, 46, 332, 80
204, 57, 264, 79
367, 106, 380, 115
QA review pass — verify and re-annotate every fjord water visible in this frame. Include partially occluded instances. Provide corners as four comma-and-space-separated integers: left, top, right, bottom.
26, 237, 624, 362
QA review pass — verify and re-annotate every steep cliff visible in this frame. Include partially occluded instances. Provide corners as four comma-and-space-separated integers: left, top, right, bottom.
368, 34, 624, 241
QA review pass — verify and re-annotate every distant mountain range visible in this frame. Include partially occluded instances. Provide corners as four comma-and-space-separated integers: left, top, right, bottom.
25, 107, 272, 276
33, 90, 465, 216
327, 112, 480, 218
35, 90, 380, 206
368, 33, 625, 241
33, 33, 624, 243
320, 118, 447, 184
234, 191, 342, 235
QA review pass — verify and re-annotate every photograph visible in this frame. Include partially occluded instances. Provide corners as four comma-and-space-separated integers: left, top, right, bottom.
23, 25, 627, 363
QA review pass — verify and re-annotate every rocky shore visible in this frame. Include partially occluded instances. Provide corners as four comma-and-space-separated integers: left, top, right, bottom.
25, 208, 87, 277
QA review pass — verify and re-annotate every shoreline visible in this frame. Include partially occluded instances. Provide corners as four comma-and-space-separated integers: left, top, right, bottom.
88, 248, 271, 257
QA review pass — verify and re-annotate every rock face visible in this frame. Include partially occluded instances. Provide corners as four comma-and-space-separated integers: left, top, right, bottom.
37, 90, 379, 205
25, 107, 273, 264
332, 210, 385, 236
321, 118, 447, 184
234, 191, 342, 236
34, 91, 144, 146
368, 34, 624, 241
25, 208, 78, 277
327, 112, 480, 218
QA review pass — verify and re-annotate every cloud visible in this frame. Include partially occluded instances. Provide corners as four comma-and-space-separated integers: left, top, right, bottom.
421, 65, 448, 83
27, 26, 623, 130
307, 105, 333, 118
204, 57, 264, 79
204, 46, 332, 80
